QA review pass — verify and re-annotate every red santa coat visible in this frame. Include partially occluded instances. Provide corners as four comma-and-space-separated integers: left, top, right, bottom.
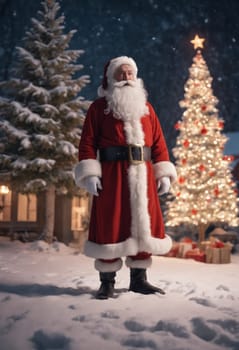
75, 97, 177, 260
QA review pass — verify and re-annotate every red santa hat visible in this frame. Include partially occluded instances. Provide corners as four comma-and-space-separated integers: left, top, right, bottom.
98, 56, 138, 97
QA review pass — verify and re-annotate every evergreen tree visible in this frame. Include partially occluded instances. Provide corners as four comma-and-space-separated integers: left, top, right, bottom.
166, 35, 238, 241
0, 0, 90, 242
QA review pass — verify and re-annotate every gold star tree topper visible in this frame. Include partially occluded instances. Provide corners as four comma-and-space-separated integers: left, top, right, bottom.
190, 34, 205, 50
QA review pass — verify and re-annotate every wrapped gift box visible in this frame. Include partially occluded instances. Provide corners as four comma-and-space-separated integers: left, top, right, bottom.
165, 236, 232, 264
199, 240, 211, 251
200, 237, 232, 264
205, 244, 232, 264
176, 237, 197, 258
185, 248, 206, 262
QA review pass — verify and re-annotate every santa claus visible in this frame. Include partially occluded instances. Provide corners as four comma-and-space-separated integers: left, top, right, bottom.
74, 56, 177, 299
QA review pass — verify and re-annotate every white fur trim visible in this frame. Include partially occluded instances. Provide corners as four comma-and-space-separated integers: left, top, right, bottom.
128, 163, 151, 241
97, 85, 105, 97
123, 119, 145, 144
74, 159, 102, 187
84, 238, 138, 259
94, 258, 123, 272
107, 56, 138, 84
153, 161, 177, 182
84, 234, 172, 259
123, 117, 153, 248
125, 257, 152, 269
139, 234, 172, 255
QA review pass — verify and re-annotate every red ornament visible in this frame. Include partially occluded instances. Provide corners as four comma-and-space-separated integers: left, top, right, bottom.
178, 176, 185, 184
223, 155, 234, 161
191, 209, 198, 215
218, 121, 224, 129
176, 192, 181, 197
183, 140, 190, 148
201, 105, 207, 111
199, 164, 205, 171
209, 171, 215, 177
214, 187, 220, 196
201, 126, 208, 135
174, 122, 181, 130
181, 158, 187, 165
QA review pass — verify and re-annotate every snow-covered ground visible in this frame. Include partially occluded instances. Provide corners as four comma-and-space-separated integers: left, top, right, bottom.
0, 236, 239, 350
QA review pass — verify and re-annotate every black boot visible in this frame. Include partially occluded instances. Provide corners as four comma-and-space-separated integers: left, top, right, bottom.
129, 268, 165, 295
96, 272, 116, 299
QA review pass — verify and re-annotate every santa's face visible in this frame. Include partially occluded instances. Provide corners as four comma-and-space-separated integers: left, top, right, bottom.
113, 64, 135, 82
105, 65, 148, 122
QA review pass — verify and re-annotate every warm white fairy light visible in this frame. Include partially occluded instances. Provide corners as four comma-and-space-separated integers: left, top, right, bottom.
166, 39, 239, 228
0, 185, 9, 194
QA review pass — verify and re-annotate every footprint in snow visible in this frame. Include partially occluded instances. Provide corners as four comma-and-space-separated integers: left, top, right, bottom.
191, 317, 216, 341
124, 318, 189, 338
101, 310, 120, 319
30, 329, 72, 350
216, 284, 230, 292
191, 317, 239, 349
189, 297, 215, 307
121, 335, 157, 349
68, 304, 77, 310
214, 333, 239, 349
150, 320, 189, 338
208, 319, 239, 336
0, 310, 29, 335
124, 319, 146, 332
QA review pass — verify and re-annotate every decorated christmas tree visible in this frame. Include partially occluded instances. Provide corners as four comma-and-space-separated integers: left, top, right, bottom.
0, 0, 90, 242
166, 35, 239, 241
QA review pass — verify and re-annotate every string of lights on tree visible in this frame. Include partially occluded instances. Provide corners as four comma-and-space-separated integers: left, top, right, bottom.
166, 35, 239, 238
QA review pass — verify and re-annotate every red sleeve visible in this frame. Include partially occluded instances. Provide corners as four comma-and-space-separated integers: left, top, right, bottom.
78, 101, 100, 161
148, 103, 169, 163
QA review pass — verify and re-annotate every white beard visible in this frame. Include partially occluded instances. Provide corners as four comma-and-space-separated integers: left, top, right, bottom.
104, 78, 149, 121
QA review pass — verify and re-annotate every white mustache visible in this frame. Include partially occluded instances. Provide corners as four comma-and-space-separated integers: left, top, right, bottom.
113, 80, 137, 88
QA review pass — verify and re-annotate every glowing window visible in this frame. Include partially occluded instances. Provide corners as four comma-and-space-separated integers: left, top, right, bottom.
71, 196, 88, 230
17, 193, 37, 222
0, 187, 12, 222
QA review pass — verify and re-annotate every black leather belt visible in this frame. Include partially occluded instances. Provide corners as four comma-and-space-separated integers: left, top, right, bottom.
99, 145, 151, 165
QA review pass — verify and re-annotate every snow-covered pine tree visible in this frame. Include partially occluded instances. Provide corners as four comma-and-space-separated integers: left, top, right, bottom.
166, 35, 239, 241
0, 0, 90, 242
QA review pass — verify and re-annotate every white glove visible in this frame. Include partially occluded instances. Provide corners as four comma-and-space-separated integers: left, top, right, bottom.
82, 176, 102, 196
157, 177, 170, 195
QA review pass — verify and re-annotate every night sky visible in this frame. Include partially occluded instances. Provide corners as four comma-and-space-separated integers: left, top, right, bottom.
1, 0, 239, 152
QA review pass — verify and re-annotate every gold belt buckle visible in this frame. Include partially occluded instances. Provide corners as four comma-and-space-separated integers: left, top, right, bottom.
128, 144, 144, 165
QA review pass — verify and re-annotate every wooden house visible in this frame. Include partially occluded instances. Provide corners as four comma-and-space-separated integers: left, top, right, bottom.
0, 178, 90, 244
